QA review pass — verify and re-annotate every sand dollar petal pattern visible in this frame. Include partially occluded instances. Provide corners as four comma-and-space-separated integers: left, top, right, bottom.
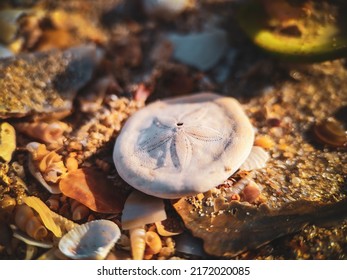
113, 92, 254, 199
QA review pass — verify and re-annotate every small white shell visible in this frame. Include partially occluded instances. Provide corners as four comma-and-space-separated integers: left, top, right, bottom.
58, 220, 120, 260
239, 146, 269, 171
121, 190, 167, 230
168, 29, 228, 71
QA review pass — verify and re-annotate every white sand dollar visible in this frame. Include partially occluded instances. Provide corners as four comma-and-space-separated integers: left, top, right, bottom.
113, 92, 254, 199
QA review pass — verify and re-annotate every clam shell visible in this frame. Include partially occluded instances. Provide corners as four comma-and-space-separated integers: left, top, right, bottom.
121, 190, 167, 230
58, 219, 120, 260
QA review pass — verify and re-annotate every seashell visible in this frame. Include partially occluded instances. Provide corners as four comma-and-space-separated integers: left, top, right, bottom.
155, 217, 184, 237
70, 200, 90, 221
58, 219, 121, 260
167, 28, 228, 71
45, 195, 60, 212
0, 122, 16, 162
23, 196, 62, 237
129, 227, 146, 260
27, 154, 61, 194
59, 167, 128, 214
49, 210, 77, 234
15, 121, 70, 144
239, 146, 269, 171
143, 0, 195, 19
65, 156, 78, 172
11, 225, 53, 249
14, 204, 48, 241
0, 44, 13, 59
26, 142, 67, 194
121, 190, 167, 230
0, 194, 17, 214
113, 93, 254, 199
145, 231, 162, 255
314, 117, 347, 148
0, 44, 101, 119
254, 135, 275, 149
239, 180, 262, 204
38, 151, 67, 183
26, 142, 48, 160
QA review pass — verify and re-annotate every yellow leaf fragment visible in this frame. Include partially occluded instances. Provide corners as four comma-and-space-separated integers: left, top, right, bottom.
0, 122, 16, 162
23, 196, 62, 238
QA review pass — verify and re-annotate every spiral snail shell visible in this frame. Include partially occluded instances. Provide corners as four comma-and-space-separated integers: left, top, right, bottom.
14, 204, 48, 241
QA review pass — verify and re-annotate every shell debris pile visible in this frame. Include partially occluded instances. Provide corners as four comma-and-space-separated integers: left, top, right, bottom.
0, 0, 346, 260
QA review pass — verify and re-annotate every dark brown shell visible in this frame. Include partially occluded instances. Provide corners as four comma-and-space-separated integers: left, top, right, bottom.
59, 167, 128, 214
173, 197, 347, 257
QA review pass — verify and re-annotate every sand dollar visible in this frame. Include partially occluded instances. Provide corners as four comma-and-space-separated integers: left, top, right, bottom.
113, 92, 254, 198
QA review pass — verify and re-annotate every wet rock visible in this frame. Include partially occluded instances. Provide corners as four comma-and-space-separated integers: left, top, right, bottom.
0, 44, 101, 119
173, 197, 347, 257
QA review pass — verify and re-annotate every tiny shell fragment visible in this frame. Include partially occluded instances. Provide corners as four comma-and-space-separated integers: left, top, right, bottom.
0, 122, 16, 162
167, 29, 228, 71
59, 167, 128, 214
15, 121, 70, 144
121, 190, 167, 230
239, 146, 269, 171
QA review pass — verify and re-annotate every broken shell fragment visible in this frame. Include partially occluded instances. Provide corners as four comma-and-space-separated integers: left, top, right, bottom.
58, 219, 121, 260
0, 44, 13, 58
239, 146, 269, 171
59, 167, 128, 214
15, 121, 70, 144
0, 122, 16, 162
0, 44, 100, 119
145, 231, 162, 255
121, 190, 167, 230
23, 196, 62, 238
14, 204, 48, 241
143, 0, 195, 19
113, 93, 254, 199
155, 217, 183, 237
26, 143, 63, 194
314, 117, 347, 147
167, 29, 228, 71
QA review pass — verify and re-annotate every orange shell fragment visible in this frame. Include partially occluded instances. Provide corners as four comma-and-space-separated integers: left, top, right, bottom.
59, 167, 128, 214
